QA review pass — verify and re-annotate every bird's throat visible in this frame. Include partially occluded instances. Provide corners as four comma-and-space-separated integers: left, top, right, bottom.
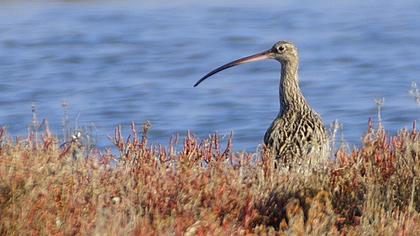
279, 62, 307, 115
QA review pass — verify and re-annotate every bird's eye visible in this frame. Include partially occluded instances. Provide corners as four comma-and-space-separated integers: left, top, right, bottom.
277, 46, 285, 52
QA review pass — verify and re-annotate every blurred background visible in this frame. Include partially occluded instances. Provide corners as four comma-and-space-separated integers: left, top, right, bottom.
0, 0, 419, 151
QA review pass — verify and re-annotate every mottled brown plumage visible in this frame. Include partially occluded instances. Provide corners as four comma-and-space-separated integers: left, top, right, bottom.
194, 41, 328, 163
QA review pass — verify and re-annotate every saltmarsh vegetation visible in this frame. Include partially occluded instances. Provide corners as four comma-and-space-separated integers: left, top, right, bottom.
0, 118, 419, 235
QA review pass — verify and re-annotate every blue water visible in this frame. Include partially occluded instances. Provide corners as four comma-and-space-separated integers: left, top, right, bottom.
1, 1, 420, 151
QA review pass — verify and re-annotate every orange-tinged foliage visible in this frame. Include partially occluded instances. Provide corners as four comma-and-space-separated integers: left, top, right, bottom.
0, 121, 419, 235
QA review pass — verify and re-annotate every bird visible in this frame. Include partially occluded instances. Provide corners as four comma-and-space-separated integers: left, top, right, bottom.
194, 41, 329, 165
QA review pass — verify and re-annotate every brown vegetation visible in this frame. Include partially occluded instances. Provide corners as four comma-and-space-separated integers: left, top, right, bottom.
0, 120, 419, 235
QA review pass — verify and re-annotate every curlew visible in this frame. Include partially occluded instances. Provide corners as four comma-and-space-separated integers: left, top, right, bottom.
194, 41, 329, 164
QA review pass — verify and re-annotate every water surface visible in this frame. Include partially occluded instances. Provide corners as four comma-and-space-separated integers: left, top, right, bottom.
1, 0, 420, 151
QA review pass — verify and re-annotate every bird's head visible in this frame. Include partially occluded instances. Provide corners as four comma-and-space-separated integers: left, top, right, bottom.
270, 41, 299, 64
194, 40, 298, 87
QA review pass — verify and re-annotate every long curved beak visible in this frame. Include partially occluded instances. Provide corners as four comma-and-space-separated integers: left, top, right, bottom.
194, 50, 273, 87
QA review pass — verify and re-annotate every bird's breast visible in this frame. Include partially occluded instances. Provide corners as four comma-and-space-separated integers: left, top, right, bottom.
264, 109, 328, 160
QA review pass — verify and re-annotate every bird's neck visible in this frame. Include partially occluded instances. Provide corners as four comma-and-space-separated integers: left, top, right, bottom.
279, 61, 308, 115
